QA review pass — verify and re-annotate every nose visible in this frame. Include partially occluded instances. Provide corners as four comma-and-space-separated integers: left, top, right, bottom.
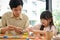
17, 11, 21, 13
16, 11, 21, 14
41, 21, 45, 25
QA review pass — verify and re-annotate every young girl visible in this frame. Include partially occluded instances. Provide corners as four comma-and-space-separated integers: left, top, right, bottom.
27, 10, 57, 40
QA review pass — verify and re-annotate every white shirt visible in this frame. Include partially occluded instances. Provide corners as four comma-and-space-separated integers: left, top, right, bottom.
32, 24, 57, 35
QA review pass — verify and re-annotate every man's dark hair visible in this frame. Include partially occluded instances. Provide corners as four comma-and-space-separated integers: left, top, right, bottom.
9, 0, 23, 9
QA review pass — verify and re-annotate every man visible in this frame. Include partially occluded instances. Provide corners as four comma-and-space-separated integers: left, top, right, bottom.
0, 0, 29, 34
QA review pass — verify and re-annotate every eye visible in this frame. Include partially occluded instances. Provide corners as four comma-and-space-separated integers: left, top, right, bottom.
14, 9, 18, 11
18, 8, 22, 11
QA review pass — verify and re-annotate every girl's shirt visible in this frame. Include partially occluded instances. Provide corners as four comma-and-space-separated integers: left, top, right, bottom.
31, 24, 57, 35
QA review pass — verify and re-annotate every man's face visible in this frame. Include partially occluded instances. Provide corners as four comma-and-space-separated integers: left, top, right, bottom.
12, 5, 23, 17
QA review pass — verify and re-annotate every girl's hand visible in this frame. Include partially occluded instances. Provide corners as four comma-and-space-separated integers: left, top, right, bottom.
26, 27, 33, 32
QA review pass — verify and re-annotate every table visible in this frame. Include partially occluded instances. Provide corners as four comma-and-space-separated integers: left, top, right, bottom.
0, 38, 47, 40
0, 38, 34, 40
52, 34, 60, 40
0, 33, 47, 40
53, 37, 60, 40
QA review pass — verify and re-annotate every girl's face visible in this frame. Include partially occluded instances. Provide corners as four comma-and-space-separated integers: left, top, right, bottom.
41, 19, 51, 27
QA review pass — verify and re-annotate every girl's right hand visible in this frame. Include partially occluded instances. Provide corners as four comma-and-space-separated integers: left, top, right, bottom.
26, 27, 33, 32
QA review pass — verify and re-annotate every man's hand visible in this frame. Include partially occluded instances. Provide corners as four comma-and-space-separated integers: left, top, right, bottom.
26, 27, 33, 32
7, 25, 15, 31
1, 25, 23, 34
1, 27, 9, 34
14, 27, 23, 34
7, 25, 23, 34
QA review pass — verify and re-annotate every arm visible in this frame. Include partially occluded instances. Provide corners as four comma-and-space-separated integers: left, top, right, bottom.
51, 26, 57, 36
27, 27, 46, 35
24, 18, 29, 29
0, 13, 7, 34
14, 20, 29, 34
26, 24, 41, 33
2, 13, 7, 27
29, 28, 46, 34
1, 27, 8, 34
14, 27, 23, 34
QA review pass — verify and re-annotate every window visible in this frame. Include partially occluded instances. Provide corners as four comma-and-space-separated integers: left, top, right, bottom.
52, 0, 60, 33
0, 0, 46, 26
0, 0, 10, 16
23, 0, 46, 26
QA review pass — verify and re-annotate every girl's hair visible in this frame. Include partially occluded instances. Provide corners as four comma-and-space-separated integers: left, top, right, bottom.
40, 10, 54, 30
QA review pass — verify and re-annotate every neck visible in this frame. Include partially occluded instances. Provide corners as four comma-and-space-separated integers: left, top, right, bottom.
13, 14, 20, 18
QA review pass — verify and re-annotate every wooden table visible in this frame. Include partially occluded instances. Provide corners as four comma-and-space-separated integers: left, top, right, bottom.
52, 34, 60, 40
0, 34, 47, 40
0, 37, 47, 40
0, 38, 47, 40
0, 38, 34, 40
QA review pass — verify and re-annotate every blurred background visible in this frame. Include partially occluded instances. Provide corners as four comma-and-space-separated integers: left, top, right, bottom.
0, 0, 60, 34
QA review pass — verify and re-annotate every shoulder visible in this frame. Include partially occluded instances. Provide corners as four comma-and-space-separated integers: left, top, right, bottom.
22, 14, 28, 18
32, 23, 41, 30
51, 25, 56, 31
2, 11, 12, 17
22, 13, 29, 20
51, 25, 56, 29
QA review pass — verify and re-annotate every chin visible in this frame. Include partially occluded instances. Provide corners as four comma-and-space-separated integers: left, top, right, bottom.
16, 16, 19, 17
15, 15, 19, 17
